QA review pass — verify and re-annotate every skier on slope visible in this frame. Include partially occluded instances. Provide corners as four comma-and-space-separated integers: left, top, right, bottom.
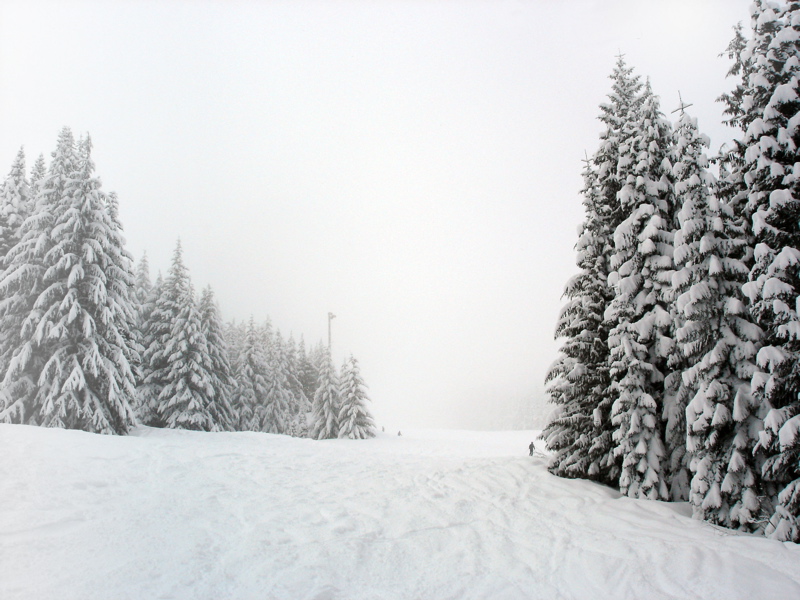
529, 442, 534, 456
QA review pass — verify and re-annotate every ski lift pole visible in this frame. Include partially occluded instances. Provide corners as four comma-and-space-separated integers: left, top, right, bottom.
328, 312, 336, 350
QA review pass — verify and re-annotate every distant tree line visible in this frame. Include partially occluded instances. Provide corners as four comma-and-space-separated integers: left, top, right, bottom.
543, 1, 800, 543
0, 127, 375, 440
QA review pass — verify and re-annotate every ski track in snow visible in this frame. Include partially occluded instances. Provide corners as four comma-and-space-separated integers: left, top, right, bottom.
1, 425, 799, 600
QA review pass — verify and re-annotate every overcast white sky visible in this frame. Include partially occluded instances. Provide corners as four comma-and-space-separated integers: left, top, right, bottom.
0, 0, 753, 429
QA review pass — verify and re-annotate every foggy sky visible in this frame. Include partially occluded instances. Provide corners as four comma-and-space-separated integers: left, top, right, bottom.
0, 0, 752, 429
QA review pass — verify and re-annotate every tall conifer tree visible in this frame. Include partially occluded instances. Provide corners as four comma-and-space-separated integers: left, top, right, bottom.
232, 317, 269, 431
2, 132, 137, 433
607, 81, 677, 500
732, 0, 800, 541
310, 349, 340, 440
199, 285, 236, 430
338, 355, 376, 439
672, 108, 763, 527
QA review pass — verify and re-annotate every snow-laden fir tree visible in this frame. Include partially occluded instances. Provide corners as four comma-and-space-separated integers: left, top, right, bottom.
309, 348, 340, 440
0, 147, 31, 263
297, 335, 321, 403
135, 271, 161, 420
732, 0, 800, 541
607, 81, 677, 500
541, 155, 618, 483
284, 334, 311, 436
338, 355, 375, 439
2, 132, 137, 433
2, 131, 78, 424
28, 154, 46, 197
577, 55, 646, 483
260, 329, 293, 434
672, 108, 763, 528
138, 241, 189, 426
199, 285, 236, 430
0, 140, 67, 425
104, 189, 140, 396
130, 253, 153, 388
224, 319, 246, 380
0, 148, 32, 419
133, 252, 152, 311
232, 317, 270, 431
157, 275, 220, 431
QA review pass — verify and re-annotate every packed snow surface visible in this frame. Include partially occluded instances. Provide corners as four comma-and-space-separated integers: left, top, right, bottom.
2, 425, 799, 600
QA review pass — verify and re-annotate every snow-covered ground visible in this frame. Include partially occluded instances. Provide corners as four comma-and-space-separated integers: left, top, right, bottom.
1, 425, 798, 600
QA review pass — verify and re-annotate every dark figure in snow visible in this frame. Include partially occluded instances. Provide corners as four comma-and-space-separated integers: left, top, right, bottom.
529, 442, 534, 456
398, 431, 402, 436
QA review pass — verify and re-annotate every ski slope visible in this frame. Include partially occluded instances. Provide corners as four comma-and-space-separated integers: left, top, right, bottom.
1, 424, 798, 600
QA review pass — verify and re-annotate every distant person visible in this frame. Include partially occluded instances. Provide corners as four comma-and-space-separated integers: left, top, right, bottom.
398, 431, 402, 436
529, 442, 534, 456
382, 426, 385, 433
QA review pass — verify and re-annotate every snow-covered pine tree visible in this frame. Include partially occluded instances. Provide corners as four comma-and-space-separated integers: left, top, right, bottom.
0, 148, 32, 416
731, 0, 800, 542
541, 155, 618, 482
157, 275, 219, 431
297, 335, 321, 403
28, 154, 46, 197
231, 317, 269, 431
672, 107, 763, 528
607, 80, 677, 501
224, 319, 246, 380
1, 131, 74, 424
309, 348, 340, 440
199, 285, 236, 431
133, 252, 152, 310
139, 242, 191, 427
574, 55, 645, 483
104, 189, 141, 404
284, 334, 310, 436
135, 271, 162, 422
338, 355, 376, 439
130, 253, 153, 386
261, 330, 293, 434
0, 148, 31, 264
6, 133, 137, 433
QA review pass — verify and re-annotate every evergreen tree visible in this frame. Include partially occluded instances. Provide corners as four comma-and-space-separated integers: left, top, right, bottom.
541, 155, 617, 482
2, 132, 137, 433
224, 319, 246, 378
2, 130, 76, 424
199, 285, 236, 430
338, 355, 376, 439
607, 81, 677, 500
135, 271, 162, 421
297, 335, 320, 403
157, 276, 218, 431
672, 108, 763, 528
28, 154, 46, 197
232, 317, 269, 431
579, 55, 645, 483
139, 242, 190, 427
309, 348, 340, 440
0, 147, 31, 264
262, 330, 293, 434
283, 334, 310, 436
734, 0, 800, 541
133, 252, 152, 309
0, 148, 32, 419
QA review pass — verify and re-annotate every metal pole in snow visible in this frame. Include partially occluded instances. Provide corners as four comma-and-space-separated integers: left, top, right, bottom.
328, 312, 336, 350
